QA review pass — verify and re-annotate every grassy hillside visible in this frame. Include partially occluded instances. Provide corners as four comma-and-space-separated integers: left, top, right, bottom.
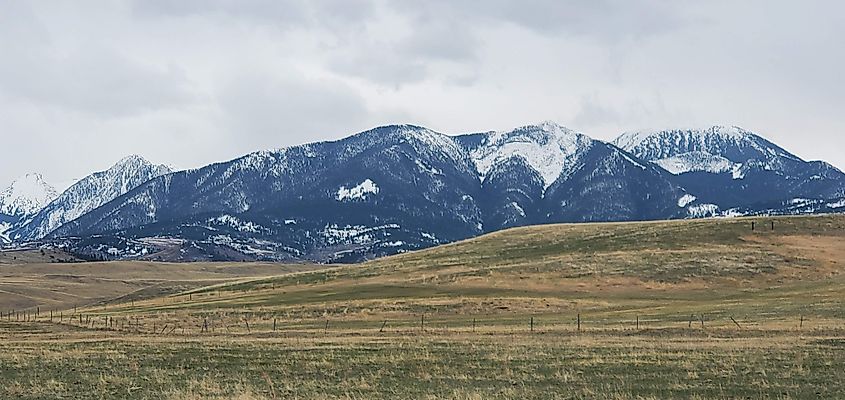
0, 260, 324, 311
84, 214, 845, 331
2, 214, 845, 399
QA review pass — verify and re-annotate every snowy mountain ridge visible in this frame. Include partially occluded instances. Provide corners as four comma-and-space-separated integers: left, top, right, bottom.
468, 121, 594, 189
613, 125, 801, 167
8, 155, 172, 241
613, 124, 845, 210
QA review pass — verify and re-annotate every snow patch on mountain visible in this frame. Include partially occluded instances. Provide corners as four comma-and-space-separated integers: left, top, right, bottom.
208, 215, 269, 234
826, 198, 845, 209
321, 223, 400, 245
0, 173, 58, 216
678, 194, 697, 208
654, 152, 737, 175
721, 208, 749, 217
619, 152, 648, 170
420, 232, 438, 241
731, 165, 746, 180
0, 222, 11, 243
470, 121, 593, 189
337, 179, 379, 201
687, 203, 720, 218
508, 201, 526, 217
788, 198, 814, 206
415, 159, 443, 176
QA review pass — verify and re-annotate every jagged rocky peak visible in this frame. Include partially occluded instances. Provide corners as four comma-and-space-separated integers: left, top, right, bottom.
615, 125, 751, 152
8, 155, 174, 241
0, 172, 58, 216
113, 154, 172, 175
613, 125, 804, 177
105, 154, 172, 190
614, 125, 797, 162
469, 121, 594, 188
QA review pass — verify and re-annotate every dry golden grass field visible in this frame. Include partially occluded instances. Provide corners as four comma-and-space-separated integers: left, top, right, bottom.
1, 214, 845, 399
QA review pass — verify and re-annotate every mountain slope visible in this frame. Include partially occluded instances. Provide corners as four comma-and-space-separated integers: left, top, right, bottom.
10, 155, 172, 241
51, 125, 485, 262
49, 123, 690, 262
463, 121, 594, 189
457, 122, 687, 228
614, 125, 845, 211
542, 141, 686, 222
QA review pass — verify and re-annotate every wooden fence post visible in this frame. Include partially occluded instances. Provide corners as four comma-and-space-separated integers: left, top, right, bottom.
530, 316, 534, 333
577, 313, 581, 332
730, 316, 742, 329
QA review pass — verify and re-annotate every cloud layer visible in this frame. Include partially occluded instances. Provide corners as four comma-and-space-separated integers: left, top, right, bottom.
1, 0, 843, 187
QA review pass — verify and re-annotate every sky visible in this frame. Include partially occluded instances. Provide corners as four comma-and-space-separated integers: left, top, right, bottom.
1, 0, 844, 189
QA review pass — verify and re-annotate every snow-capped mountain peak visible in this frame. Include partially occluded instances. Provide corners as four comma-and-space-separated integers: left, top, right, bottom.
342, 124, 475, 177
0, 173, 58, 216
469, 121, 594, 189
9, 155, 173, 240
615, 125, 750, 150
613, 125, 802, 176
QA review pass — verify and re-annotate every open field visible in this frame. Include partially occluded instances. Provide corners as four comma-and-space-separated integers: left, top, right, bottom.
0, 260, 324, 312
2, 214, 845, 398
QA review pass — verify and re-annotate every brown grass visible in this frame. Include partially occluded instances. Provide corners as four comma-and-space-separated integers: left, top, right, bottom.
2, 215, 845, 398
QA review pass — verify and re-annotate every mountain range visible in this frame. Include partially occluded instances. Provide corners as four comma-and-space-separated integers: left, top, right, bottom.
2, 122, 843, 262
0, 156, 171, 245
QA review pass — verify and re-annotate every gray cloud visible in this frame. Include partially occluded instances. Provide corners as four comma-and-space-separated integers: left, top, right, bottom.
390, 0, 691, 40
217, 72, 372, 147
0, 0, 843, 187
0, 2, 197, 117
130, 0, 375, 32
0, 48, 196, 117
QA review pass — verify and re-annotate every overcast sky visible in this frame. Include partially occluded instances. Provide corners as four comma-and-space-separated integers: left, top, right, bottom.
1, 0, 843, 188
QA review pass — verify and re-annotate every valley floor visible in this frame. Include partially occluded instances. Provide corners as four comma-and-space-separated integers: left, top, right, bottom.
1, 322, 844, 399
